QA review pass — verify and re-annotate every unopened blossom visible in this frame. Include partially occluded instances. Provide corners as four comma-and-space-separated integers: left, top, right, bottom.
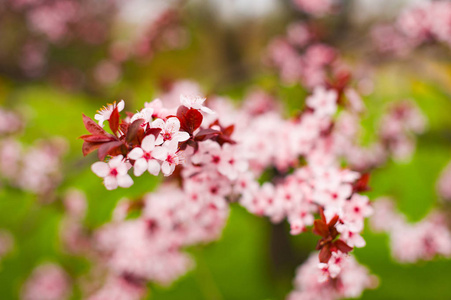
91, 155, 133, 190
128, 135, 167, 176
152, 117, 190, 145
94, 100, 125, 127
180, 94, 214, 114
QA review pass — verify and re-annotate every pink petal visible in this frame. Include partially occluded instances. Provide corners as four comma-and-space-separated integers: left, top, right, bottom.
147, 160, 161, 176
141, 135, 156, 152
151, 146, 168, 160
166, 117, 181, 133
104, 176, 118, 190
128, 148, 144, 160
133, 158, 147, 176
117, 174, 133, 188
175, 131, 190, 142
91, 162, 109, 177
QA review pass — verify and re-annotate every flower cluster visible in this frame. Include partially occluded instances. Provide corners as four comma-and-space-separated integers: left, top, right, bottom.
372, 1, 451, 55
371, 198, 451, 263
21, 263, 72, 300
0, 109, 67, 196
288, 252, 378, 300
266, 23, 346, 89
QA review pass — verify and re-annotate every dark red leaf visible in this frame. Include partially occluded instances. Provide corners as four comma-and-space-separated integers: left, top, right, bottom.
109, 106, 120, 135
82, 142, 102, 156
334, 239, 353, 253
319, 244, 332, 263
98, 141, 123, 160
80, 135, 116, 143
126, 119, 145, 143
177, 106, 203, 134
145, 128, 162, 140
195, 128, 220, 141
313, 219, 329, 238
353, 173, 371, 193
319, 207, 326, 222
82, 114, 107, 135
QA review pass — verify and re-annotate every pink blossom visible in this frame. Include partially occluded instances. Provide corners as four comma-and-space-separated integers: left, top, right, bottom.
152, 117, 190, 145
180, 94, 214, 114
91, 155, 133, 190
128, 135, 167, 176
306, 87, 338, 118
21, 263, 71, 300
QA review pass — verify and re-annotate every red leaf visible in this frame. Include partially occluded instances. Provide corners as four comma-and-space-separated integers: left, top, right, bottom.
109, 106, 120, 135
328, 215, 339, 227
195, 128, 220, 141
313, 219, 329, 238
319, 244, 332, 263
177, 106, 203, 134
82, 142, 102, 156
334, 239, 353, 253
126, 119, 145, 143
98, 141, 123, 160
82, 114, 107, 135
353, 173, 371, 193
223, 124, 235, 137
80, 135, 116, 143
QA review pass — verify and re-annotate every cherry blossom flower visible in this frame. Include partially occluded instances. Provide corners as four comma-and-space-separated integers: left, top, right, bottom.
160, 140, 182, 176
180, 94, 214, 114
128, 135, 167, 176
91, 155, 133, 190
306, 86, 338, 118
152, 117, 190, 145
94, 100, 125, 127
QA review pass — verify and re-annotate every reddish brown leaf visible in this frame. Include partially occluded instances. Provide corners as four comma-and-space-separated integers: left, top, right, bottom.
223, 124, 235, 137
126, 119, 145, 143
98, 141, 123, 160
80, 135, 116, 143
353, 173, 371, 193
82, 142, 102, 156
319, 244, 332, 263
195, 128, 220, 141
109, 106, 120, 135
334, 239, 353, 253
328, 215, 339, 227
82, 114, 107, 135
313, 219, 329, 238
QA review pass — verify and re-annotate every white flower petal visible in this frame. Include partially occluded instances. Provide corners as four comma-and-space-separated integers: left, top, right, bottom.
147, 160, 161, 176
128, 148, 144, 160
151, 118, 165, 130
151, 146, 168, 160
104, 176, 118, 190
133, 158, 147, 176
200, 106, 215, 114
176, 131, 190, 142
166, 117, 181, 133
108, 155, 124, 168
91, 162, 109, 177
117, 100, 125, 112
141, 135, 156, 152
117, 174, 133, 188
161, 161, 171, 176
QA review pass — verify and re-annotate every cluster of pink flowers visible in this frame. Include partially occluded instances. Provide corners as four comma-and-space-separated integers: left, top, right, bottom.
0, 108, 67, 196
80, 77, 383, 298
266, 22, 347, 89
288, 252, 378, 300
2, 0, 187, 83
371, 198, 451, 263
21, 263, 72, 300
372, 1, 451, 56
